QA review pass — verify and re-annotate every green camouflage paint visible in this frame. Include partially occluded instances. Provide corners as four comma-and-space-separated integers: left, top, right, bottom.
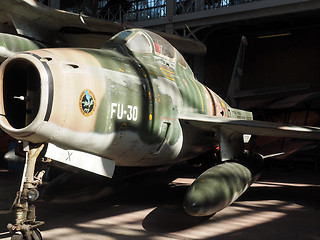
0, 29, 252, 167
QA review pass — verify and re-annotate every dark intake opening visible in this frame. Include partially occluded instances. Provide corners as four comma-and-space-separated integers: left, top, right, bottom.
3, 59, 41, 129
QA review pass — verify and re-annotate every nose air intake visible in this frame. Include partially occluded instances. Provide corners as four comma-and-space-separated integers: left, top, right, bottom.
2, 58, 41, 129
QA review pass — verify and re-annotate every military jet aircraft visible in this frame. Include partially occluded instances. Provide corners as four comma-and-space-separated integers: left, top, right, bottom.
1, 1, 320, 240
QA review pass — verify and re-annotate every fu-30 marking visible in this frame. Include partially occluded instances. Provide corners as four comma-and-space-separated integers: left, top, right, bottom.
110, 103, 138, 121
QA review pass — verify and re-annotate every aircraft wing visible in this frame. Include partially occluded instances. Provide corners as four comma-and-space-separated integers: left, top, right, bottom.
179, 113, 320, 160
0, 0, 124, 48
180, 113, 320, 140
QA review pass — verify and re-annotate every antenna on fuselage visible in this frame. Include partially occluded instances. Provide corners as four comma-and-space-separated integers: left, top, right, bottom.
226, 36, 248, 108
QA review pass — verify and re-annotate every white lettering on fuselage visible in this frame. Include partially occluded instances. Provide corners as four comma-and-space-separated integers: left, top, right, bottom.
110, 103, 138, 121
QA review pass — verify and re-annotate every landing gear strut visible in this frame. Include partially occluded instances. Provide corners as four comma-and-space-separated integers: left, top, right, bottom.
7, 143, 45, 240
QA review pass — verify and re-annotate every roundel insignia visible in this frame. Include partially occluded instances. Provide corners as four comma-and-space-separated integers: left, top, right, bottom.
79, 89, 96, 117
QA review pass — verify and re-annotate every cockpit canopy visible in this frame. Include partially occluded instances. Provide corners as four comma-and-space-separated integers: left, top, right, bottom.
103, 28, 184, 64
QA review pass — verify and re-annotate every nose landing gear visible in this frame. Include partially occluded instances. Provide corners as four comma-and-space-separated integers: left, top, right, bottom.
7, 144, 45, 240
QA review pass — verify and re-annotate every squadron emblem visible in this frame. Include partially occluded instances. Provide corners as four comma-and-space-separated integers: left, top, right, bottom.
79, 89, 96, 116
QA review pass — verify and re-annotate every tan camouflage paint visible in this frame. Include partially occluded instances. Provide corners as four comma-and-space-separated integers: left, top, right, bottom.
0, 29, 253, 167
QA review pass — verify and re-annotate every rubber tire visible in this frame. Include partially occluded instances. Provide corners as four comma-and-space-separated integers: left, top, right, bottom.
11, 233, 23, 240
31, 229, 42, 240
11, 229, 42, 240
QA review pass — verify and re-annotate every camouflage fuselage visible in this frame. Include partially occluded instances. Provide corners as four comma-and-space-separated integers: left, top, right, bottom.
0, 29, 252, 166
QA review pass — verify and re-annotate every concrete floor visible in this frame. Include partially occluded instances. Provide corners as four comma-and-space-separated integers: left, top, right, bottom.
0, 165, 320, 240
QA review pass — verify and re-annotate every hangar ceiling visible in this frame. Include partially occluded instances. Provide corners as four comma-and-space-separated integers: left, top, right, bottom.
37, 0, 320, 107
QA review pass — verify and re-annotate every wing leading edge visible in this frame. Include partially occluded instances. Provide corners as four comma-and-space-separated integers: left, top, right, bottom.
179, 113, 320, 161
179, 113, 320, 140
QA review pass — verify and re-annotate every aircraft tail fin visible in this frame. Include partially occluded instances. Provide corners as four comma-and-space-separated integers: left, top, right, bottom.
79, 0, 99, 16
226, 36, 248, 108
